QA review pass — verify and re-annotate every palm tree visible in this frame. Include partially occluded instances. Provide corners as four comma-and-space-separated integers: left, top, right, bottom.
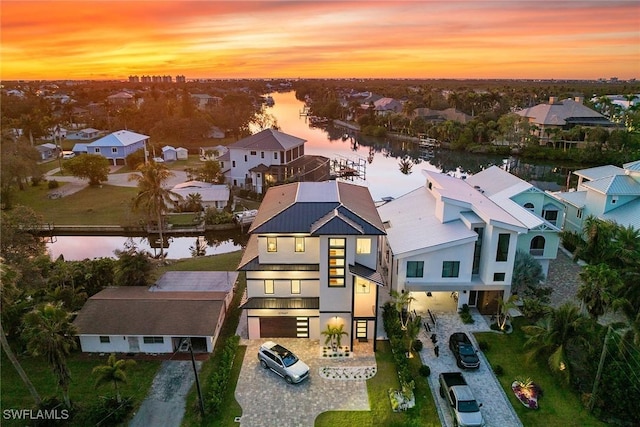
92, 353, 135, 403
21, 302, 78, 407
390, 290, 416, 329
321, 324, 349, 350
496, 295, 518, 331
405, 315, 422, 355
522, 303, 587, 383
577, 263, 619, 320
129, 161, 179, 262
512, 250, 545, 296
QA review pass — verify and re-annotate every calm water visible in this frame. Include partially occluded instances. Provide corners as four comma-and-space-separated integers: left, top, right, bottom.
48, 91, 511, 260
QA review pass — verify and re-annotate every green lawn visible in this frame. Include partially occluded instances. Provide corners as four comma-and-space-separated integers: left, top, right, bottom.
474, 317, 607, 427
1, 351, 161, 426
12, 183, 140, 225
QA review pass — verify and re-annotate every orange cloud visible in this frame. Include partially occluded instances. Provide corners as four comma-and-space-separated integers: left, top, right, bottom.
1, 1, 638, 80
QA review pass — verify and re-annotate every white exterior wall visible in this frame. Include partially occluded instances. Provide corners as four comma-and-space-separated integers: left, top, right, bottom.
258, 236, 320, 265
354, 236, 377, 270
228, 148, 279, 187
245, 271, 319, 298
480, 225, 519, 286
79, 334, 215, 353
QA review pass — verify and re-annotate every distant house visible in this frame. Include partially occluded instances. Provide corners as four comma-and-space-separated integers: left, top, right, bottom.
413, 107, 472, 124
73, 272, 237, 353
66, 128, 100, 140
162, 146, 177, 162
36, 143, 58, 160
176, 147, 189, 160
107, 91, 135, 105
171, 181, 230, 211
200, 145, 227, 161
550, 160, 640, 233
372, 97, 403, 115
84, 130, 148, 165
515, 97, 615, 147
71, 143, 88, 155
191, 94, 222, 109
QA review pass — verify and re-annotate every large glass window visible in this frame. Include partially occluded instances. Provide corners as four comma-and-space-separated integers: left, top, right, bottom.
442, 261, 460, 278
356, 238, 371, 254
267, 237, 277, 252
328, 238, 346, 287
472, 227, 483, 274
406, 261, 424, 278
291, 280, 300, 294
143, 337, 163, 344
295, 237, 305, 252
264, 279, 274, 294
99, 336, 110, 343
529, 236, 545, 256
496, 233, 510, 262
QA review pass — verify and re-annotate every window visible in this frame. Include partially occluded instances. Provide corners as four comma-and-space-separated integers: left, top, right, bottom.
442, 261, 460, 278
493, 272, 506, 281
356, 238, 371, 254
406, 261, 424, 278
232, 161, 236, 167
529, 236, 545, 256
295, 237, 305, 252
250, 151, 257, 155
261, 151, 265, 158
111, 147, 118, 154
543, 209, 558, 225
328, 238, 346, 287
265, 279, 274, 294
244, 155, 247, 162
94, 148, 100, 153
143, 337, 164, 344
524, 202, 534, 211
267, 237, 277, 252
274, 152, 278, 159
472, 227, 483, 274
99, 336, 110, 343
291, 280, 300, 294
612, 196, 618, 205
577, 209, 583, 219
496, 233, 510, 262
356, 278, 370, 294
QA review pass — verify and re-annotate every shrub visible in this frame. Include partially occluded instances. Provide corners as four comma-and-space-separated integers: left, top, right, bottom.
477, 340, 490, 352
48, 179, 60, 189
493, 365, 504, 376
521, 298, 549, 322
75, 396, 133, 426
31, 175, 44, 186
205, 335, 239, 416
412, 339, 423, 352
419, 365, 431, 377
560, 230, 583, 253
459, 305, 475, 324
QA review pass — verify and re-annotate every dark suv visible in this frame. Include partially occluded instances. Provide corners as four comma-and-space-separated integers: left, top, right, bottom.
258, 341, 310, 384
449, 332, 480, 369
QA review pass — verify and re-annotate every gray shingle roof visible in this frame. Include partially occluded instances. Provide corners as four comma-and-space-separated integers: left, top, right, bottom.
229, 128, 305, 151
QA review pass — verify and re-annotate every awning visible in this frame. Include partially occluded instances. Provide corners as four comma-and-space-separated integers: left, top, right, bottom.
349, 263, 385, 286
240, 297, 319, 310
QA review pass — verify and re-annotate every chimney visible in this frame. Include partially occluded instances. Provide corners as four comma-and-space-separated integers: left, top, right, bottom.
549, 96, 557, 104
574, 96, 584, 104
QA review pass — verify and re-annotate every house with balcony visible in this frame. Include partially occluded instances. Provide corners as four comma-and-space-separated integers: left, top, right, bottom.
84, 130, 148, 165
223, 128, 310, 194
238, 181, 386, 351
550, 160, 640, 233
465, 166, 562, 277
377, 170, 530, 315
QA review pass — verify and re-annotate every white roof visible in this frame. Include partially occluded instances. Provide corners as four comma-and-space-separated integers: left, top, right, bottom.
171, 186, 229, 202
89, 130, 148, 147
162, 145, 176, 152
551, 190, 587, 208
296, 181, 340, 202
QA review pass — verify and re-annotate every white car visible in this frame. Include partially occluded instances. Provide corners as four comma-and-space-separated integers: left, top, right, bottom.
61, 151, 75, 159
257, 341, 310, 384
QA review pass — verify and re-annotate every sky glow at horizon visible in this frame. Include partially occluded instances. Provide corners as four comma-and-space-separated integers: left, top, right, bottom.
1, 1, 639, 81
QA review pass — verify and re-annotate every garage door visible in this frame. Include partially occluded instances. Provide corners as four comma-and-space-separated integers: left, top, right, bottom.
260, 317, 306, 338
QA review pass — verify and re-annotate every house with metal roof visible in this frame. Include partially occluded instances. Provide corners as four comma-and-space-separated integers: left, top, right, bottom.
466, 166, 562, 277
84, 129, 148, 165
377, 170, 530, 315
516, 97, 615, 147
171, 181, 230, 211
224, 128, 329, 194
73, 271, 237, 353
238, 181, 386, 351
550, 160, 640, 233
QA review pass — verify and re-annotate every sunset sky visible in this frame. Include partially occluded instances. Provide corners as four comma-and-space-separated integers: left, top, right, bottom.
2, 1, 639, 81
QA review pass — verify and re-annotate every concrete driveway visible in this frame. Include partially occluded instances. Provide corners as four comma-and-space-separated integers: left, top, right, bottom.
235, 338, 372, 427
129, 360, 201, 427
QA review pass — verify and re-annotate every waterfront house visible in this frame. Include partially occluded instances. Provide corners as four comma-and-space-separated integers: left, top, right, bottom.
73, 272, 236, 353
466, 166, 562, 277
550, 160, 640, 233
171, 181, 230, 211
66, 128, 100, 140
238, 181, 386, 351
84, 130, 148, 165
378, 170, 529, 315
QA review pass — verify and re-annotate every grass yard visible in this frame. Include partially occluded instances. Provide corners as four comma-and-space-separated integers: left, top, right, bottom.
1, 351, 161, 426
315, 342, 439, 427
153, 251, 243, 281
12, 183, 140, 225
474, 317, 607, 427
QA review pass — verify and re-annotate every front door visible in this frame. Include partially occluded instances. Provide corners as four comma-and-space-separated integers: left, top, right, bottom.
127, 336, 139, 352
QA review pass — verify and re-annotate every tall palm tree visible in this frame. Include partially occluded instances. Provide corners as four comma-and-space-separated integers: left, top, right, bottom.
522, 303, 588, 383
390, 290, 416, 329
21, 302, 78, 407
92, 353, 135, 403
129, 161, 179, 262
577, 263, 619, 320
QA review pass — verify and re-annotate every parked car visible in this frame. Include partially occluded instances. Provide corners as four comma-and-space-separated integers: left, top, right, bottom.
449, 332, 480, 369
258, 341, 310, 384
61, 151, 75, 159
439, 372, 485, 427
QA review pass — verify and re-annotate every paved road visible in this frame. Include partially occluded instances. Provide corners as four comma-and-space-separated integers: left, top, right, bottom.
129, 360, 201, 427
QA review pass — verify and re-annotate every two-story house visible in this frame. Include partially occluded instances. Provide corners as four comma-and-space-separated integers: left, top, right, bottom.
550, 160, 640, 233
238, 181, 386, 351
378, 170, 528, 315
84, 130, 148, 165
466, 166, 562, 277
222, 128, 306, 193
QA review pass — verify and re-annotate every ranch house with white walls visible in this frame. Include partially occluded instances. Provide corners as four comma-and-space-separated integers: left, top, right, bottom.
238, 181, 386, 351
377, 170, 529, 315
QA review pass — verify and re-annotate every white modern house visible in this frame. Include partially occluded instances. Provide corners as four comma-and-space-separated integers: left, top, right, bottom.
238, 181, 386, 351
73, 272, 236, 353
377, 170, 530, 315
466, 166, 562, 277
550, 160, 640, 233
221, 128, 306, 193
171, 181, 230, 211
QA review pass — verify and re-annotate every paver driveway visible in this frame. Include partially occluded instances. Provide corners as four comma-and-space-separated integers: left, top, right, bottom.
235, 338, 372, 427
